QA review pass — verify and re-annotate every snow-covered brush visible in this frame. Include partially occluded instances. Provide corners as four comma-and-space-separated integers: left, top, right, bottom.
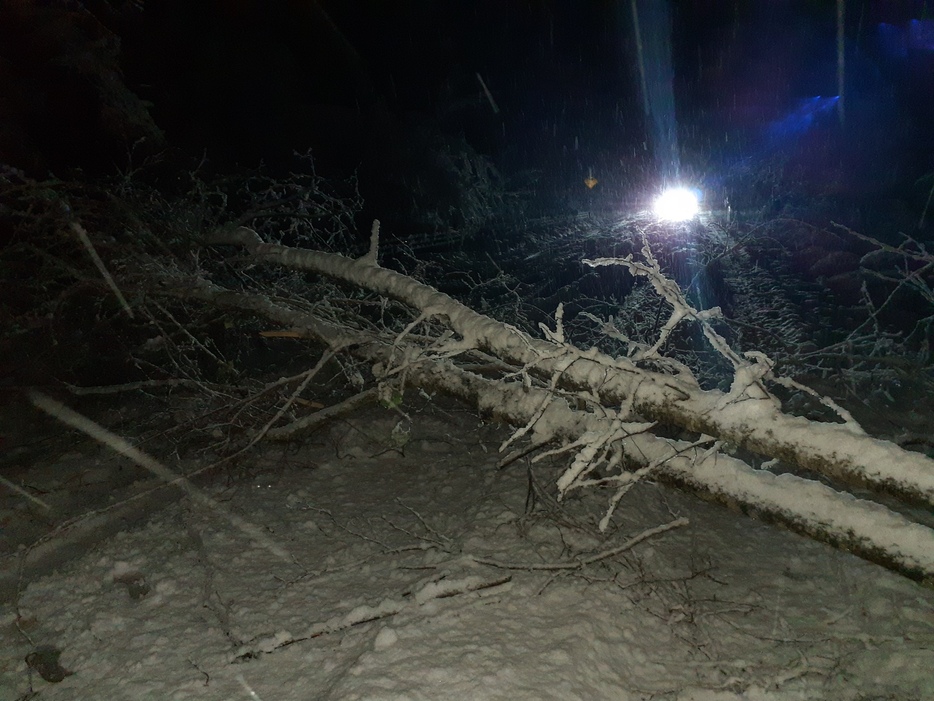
505, 233, 863, 526
583, 234, 863, 427
194, 223, 934, 584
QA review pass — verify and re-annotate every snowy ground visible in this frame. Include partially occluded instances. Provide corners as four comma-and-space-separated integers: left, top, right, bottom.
2, 399, 934, 701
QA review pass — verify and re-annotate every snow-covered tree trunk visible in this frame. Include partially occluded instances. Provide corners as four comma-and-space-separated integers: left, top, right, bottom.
193, 225, 934, 584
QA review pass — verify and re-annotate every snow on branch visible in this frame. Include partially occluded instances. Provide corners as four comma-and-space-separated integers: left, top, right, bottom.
208, 225, 934, 509
404, 358, 934, 583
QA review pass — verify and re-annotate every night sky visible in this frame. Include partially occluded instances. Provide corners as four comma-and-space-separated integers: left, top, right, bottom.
2, 0, 934, 212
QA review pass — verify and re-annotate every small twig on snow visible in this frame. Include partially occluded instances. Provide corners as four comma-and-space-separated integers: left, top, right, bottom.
470, 517, 688, 571
232, 574, 512, 661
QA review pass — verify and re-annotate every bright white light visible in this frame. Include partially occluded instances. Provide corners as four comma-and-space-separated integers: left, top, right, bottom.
653, 187, 699, 222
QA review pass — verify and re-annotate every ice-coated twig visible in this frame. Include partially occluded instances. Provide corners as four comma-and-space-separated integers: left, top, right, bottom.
499, 352, 581, 453
360, 218, 380, 265
596, 436, 716, 531
769, 374, 864, 433
548, 419, 654, 495
538, 302, 566, 344
585, 234, 777, 406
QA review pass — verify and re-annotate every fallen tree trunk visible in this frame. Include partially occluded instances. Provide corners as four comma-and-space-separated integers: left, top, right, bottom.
208, 225, 934, 508
172, 229, 934, 584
